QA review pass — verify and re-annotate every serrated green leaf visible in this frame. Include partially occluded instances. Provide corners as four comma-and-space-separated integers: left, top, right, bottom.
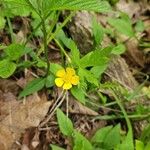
111, 44, 126, 55
90, 65, 108, 78
57, 108, 74, 136
19, 78, 46, 98
71, 86, 85, 104
91, 126, 113, 144
92, 17, 104, 46
5, 44, 31, 60
108, 17, 134, 37
73, 130, 93, 150
103, 124, 121, 149
79, 68, 99, 86
50, 144, 65, 150
80, 50, 109, 68
0, 59, 16, 78
3, 0, 31, 16
43, 0, 111, 14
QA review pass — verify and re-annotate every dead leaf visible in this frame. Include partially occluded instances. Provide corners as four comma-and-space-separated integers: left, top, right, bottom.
68, 97, 98, 116
125, 38, 145, 67
0, 93, 52, 150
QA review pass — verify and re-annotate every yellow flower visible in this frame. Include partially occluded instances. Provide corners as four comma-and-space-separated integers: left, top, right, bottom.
55, 67, 79, 90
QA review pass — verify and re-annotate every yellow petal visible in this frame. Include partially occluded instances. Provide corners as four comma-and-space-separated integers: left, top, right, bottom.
56, 69, 66, 77
55, 78, 64, 87
63, 83, 72, 90
71, 75, 79, 85
66, 67, 75, 76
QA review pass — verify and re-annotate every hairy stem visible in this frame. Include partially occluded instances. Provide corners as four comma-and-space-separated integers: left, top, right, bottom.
41, 18, 50, 77
38, 11, 75, 55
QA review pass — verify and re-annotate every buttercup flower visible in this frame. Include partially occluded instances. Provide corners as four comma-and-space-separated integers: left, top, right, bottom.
55, 67, 79, 90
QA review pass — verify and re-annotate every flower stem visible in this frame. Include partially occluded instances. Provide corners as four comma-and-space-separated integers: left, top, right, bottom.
41, 18, 50, 77
38, 11, 76, 55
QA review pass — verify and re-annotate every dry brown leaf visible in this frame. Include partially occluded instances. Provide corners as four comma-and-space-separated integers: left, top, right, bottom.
0, 93, 52, 150
125, 38, 145, 67
68, 98, 98, 116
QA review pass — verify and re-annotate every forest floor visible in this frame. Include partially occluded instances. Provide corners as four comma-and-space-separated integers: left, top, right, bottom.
0, 0, 150, 150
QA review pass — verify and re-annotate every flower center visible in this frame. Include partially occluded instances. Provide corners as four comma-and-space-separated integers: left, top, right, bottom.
62, 73, 72, 83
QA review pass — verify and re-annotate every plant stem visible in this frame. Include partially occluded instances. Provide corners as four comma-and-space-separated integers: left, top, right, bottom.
38, 11, 75, 55
54, 38, 71, 63
41, 18, 50, 77
93, 113, 150, 121
111, 90, 134, 150
6, 17, 14, 43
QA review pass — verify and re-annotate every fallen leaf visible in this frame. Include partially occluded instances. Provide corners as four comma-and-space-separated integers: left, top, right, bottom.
0, 93, 52, 150
68, 97, 98, 116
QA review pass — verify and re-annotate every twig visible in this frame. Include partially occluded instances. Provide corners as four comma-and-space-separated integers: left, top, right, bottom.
39, 91, 67, 127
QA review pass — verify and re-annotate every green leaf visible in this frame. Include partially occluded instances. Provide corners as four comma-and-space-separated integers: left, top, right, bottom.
45, 74, 55, 88
120, 130, 134, 150
51, 144, 65, 150
5, 44, 31, 60
57, 108, 74, 136
135, 20, 145, 33
44, 0, 111, 13
91, 126, 113, 144
19, 78, 46, 98
73, 130, 93, 150
108, 16, 134, 37
0, 16, 6, 29
90, 65, 108, 78
111, 44, 126, 55
80, 50, 109, 68
144, 142, 150, 150
103, 124, 121, 149
92, 17, 104, 46
0, 59, 16, 78
79, 68, 99, 86
135, 140, 144, 150
3, 0, 31, 16
50, 63, 63, 75
56, 28, 80, 65
71, 86, 86, 104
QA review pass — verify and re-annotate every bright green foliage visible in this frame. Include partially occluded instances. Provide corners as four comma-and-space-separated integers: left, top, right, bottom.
50, 144, 65, 150
92, 17, 104, 47
108, 14, 134, 37
0, 44, 32, 78
136, 140, 145, 150
45, 74, 55, 88
0, 16, 6, 29
103, 124, 121, 149
91, 126, 113, 145
43, 0, 111, 13
144, 142, 150, 150
0, 59, 16, 78
73, 131, 93, 150
5, 44, 31, 60
19, 78, 46, 98
79, 50, 109, 68
119, 130, 134, 150
135, 20, 145, 33
111, 43, 126, 55
50, 63, 64, 74
56, 108, 74, 136
71, 86, 86, 104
